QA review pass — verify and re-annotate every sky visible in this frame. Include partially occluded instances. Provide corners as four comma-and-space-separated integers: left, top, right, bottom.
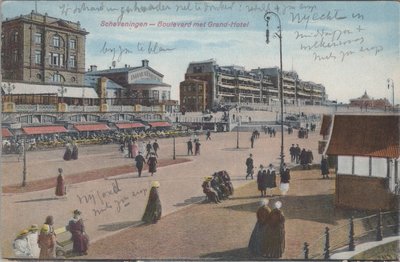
2, 0, 399, 104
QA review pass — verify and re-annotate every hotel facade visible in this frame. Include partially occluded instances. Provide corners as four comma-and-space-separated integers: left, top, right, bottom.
180, 59, 327, 111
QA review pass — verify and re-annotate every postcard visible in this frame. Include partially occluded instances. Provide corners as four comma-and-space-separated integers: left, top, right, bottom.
1, 1, 399, 261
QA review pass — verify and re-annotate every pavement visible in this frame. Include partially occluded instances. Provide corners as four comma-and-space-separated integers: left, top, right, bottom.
1, 129, 323, 259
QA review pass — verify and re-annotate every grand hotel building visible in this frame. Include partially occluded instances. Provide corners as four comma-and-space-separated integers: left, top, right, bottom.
180, 59, 327, 111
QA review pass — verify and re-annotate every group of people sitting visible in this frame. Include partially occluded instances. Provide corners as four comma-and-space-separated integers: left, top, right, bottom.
201, 170, 234, 203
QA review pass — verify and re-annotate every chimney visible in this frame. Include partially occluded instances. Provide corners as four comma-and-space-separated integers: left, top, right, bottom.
142, 59, 149, 67
90, 65, 97, 72
125, 64, 127, 68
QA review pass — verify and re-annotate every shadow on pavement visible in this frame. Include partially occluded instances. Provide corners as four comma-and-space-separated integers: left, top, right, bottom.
200, 247, 251, 260
221, 147, 251, 151
98, 220, 143, 231
174, 196, 205, 207
15, 197, 59, 203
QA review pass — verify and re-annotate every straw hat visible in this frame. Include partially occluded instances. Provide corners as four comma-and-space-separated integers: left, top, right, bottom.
18, 229, 29, 237
41, 224, 50, 233
151, 181, 160, 188
29, 224, 39, 232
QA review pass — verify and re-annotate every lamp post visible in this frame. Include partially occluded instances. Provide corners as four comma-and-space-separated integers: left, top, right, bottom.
387, 78, 395, 111
236, 117, 240, 149
173, 135, 176, 160
58, 82, 67, 104
265, 10, 285, 170
22, 137, 27, 187
3, 82, 15, 102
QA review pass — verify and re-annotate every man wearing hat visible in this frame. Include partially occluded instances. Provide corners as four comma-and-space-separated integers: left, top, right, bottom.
135, 151, 146, 177
279, 163, 290, 196
245, 154, 254, 180
265, 164, 277, 196
257, 165, 268, 197
13, 229, 31, 257
27, 224, 40, 258
68, 209, 89, 256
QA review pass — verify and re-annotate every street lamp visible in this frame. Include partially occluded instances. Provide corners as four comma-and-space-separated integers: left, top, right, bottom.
173, 134, 176, 160
3, 82, 15, 102
22, 137, 27, 187
265, 10, 285, 170
58, 82, 67, 104
387, 78, 395, 111
236, 117, 240, 149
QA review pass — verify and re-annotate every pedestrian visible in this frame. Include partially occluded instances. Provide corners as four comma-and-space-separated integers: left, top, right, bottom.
248, 199, 271, 257
272, 128, 276, 137
135, 152, 146, 177
306, 150, 314, 169
145, 141, 152, 159
127, 139, 133, 158
195, 139, 201, 155
279, 163, 290, 196
142, 181, 162, 223
295, 144, 301, 164
206, 129, 211, 140
38, 216, 56, 259
147, 152, 157, 176
187, 139, 193, 155
131, 140, 139, 158
246, 154, 254, 180
13, 229, 31, 257
55, 168, 66, 197
257, 165, 267, 197
321, 155, 330, 179
27, 224, 40, 258
289, 144, 295, 162
265, 164, 277, 196
300, 148, 307, 169
152, 139, 160, 157
250, 135, 255, 148
264, 201, 285, 258
68, 210, 89, 256
63, 141, 72, 161
71, 141, 79, 160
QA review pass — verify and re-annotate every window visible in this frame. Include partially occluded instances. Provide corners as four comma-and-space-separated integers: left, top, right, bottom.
1, 33, 4, 45
52, 73, 64, 82
71, 76, 76, 82
12, 50, 18, 62
49, 53, 64, 66
34, 50, 42, 64
69, 55, 76, 67
36, 73, 42, 79
53, 35, 60, 47
13, 31, 18, 42
35, 33, 42, 44
69, 39, 76, 49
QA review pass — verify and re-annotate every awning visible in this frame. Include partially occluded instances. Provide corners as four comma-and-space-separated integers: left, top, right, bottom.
2, 128, 12, 137
74, 124, 110, 132
116, 123, 145, 129
22, 126, 68, 135
148, 122, 172, 127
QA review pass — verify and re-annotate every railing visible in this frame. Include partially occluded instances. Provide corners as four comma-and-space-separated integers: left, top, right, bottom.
301, 210, 399, 259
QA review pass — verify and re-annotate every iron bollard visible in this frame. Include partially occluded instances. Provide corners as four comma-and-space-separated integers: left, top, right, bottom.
376, 210, 383, 241
349, 216, 355, 251
303, 242, 309, 259
324, 227, 330, 259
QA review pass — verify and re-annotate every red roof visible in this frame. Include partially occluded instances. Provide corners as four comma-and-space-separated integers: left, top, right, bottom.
74, 124, 110, 132
148, 122, 171, 127
326, 115, 399, 158
22, 126, 68, 135
116, 123, 145, 129
2, 128, 12, 137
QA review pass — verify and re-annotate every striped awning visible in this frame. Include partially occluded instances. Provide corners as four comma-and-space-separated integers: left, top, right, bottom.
116, 123, 145, 129
148, 122, 171, 127
74, 124, 110, 132
22, 126, 68, 135
2, 128, 12, 137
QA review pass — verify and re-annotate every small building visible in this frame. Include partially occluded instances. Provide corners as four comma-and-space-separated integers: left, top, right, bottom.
349, 91, 391, 110
324, 115, 399, 210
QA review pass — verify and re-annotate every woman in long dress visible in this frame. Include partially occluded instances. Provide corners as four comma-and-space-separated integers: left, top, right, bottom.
71, 142, 79, 160
147, 153, 157, 176
63, 142, 72, 161
131, 141, 139, 158
279, 163, 290, 196
142, 181, 162, 223
68, 210, 89, 256
55, 168, 66, 197
264, 201, 285, 258
248, 199, 271, 257
37, 216, 56, 259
